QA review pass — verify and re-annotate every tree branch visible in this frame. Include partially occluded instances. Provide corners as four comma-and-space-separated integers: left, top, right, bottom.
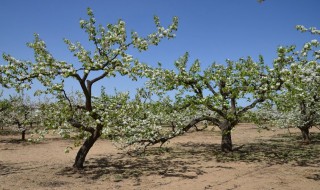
181, 116, 220, 133
67, 118, 95, 134
61, 89, 73, 111
205, 81, 217, 95
238, 98, 265, 116
231, 97, 236, 115
90, 72, 108, 85
205, 103, 226, 118
129, 115, 221, 149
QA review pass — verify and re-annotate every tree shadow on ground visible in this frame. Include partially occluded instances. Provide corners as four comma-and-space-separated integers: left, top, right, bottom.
56, 132, 320, 182
0, 161, 21, 176
57, 152, 205, 184
175, 132, 320, 166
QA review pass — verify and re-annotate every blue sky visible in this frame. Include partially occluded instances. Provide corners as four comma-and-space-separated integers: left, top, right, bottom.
1, 0, 320, 98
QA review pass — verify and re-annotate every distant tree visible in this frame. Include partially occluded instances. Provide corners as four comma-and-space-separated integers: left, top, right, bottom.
0, 8, 178, 169
0, 94, 38, 140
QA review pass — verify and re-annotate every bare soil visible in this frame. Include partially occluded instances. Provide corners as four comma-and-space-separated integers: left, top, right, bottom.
1, 124, 320, 190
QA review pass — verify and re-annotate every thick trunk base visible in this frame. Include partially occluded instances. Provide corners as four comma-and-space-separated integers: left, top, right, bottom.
300, 127, 311, 144
21, 131, 26, 141
221, 129, 232, 152
73, 134, 99, 169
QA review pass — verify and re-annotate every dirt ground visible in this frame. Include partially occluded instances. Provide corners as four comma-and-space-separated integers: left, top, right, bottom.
1, 124, 320, 190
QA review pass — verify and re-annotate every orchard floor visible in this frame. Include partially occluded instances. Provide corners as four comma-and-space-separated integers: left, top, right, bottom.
1, 124, 320, 190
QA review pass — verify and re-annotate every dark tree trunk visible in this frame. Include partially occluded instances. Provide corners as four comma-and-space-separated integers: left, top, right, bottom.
17, 122, 26, 141
220, 120, 234, 152
21, 129, 26, 141
73, 131, 100, 169
299, 127, 311, 144
221, 128, 232, 152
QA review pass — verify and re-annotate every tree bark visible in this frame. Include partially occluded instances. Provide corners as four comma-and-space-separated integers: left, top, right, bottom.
298, 101, 311, 144
21, 129, 26, 141
220, 121, 233, 152
299, 127, 311, 144
73, 131, 100, 169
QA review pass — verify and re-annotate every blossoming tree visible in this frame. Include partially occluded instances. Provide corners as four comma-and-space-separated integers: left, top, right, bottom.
0, 8, 178, 169
0, 95, 11, 130
0, 94, 38, 140
254, 25, 320, 143
138, 51, 290, 152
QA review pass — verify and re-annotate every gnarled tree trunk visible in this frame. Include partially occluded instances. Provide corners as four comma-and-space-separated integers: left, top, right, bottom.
73, 130, 101, 169
220, 120, 234, 152
299, 127, 311, 144
298, 101, 312, 144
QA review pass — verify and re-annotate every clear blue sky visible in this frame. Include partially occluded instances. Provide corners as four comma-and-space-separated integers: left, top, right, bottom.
1, 0, 319, 98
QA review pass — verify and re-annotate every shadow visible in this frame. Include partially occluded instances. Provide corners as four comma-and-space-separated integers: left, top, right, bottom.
0, 135, 72, 146
38, 180, 71, 188
57, 153, 204, 183
0, 139, 28, 144
0, 162, 21, 176
174, 132, 320, 167
306, 173, 320, 181
56, 132, 320, 182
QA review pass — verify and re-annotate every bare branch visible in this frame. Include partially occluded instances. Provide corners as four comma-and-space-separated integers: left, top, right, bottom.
61, 89, 73, 111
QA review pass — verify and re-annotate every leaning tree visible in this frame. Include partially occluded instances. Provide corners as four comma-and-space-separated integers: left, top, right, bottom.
0, 8, 178, 169
135, 50, 292, 152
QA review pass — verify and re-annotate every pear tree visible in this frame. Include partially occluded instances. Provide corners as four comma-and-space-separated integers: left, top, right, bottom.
139, 51, 290, 152
0, 8, 178, 169
0, 94, 38, 140
255, 25, 320, 143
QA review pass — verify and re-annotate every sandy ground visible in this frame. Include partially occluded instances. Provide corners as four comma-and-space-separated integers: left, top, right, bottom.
1, 124, 320, 190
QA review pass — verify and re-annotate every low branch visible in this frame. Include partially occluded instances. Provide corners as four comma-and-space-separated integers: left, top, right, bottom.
130, 115, 220, 149
181, 116, 220, 132
67, 118, 95, 134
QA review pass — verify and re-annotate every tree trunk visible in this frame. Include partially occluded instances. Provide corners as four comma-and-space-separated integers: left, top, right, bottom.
299, 127, 311, 144
221, 128, 232, 152
298, 101, 311, 144
21, 130, 26, 141
73, 132, 100, 169
220, 121, 233, 152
